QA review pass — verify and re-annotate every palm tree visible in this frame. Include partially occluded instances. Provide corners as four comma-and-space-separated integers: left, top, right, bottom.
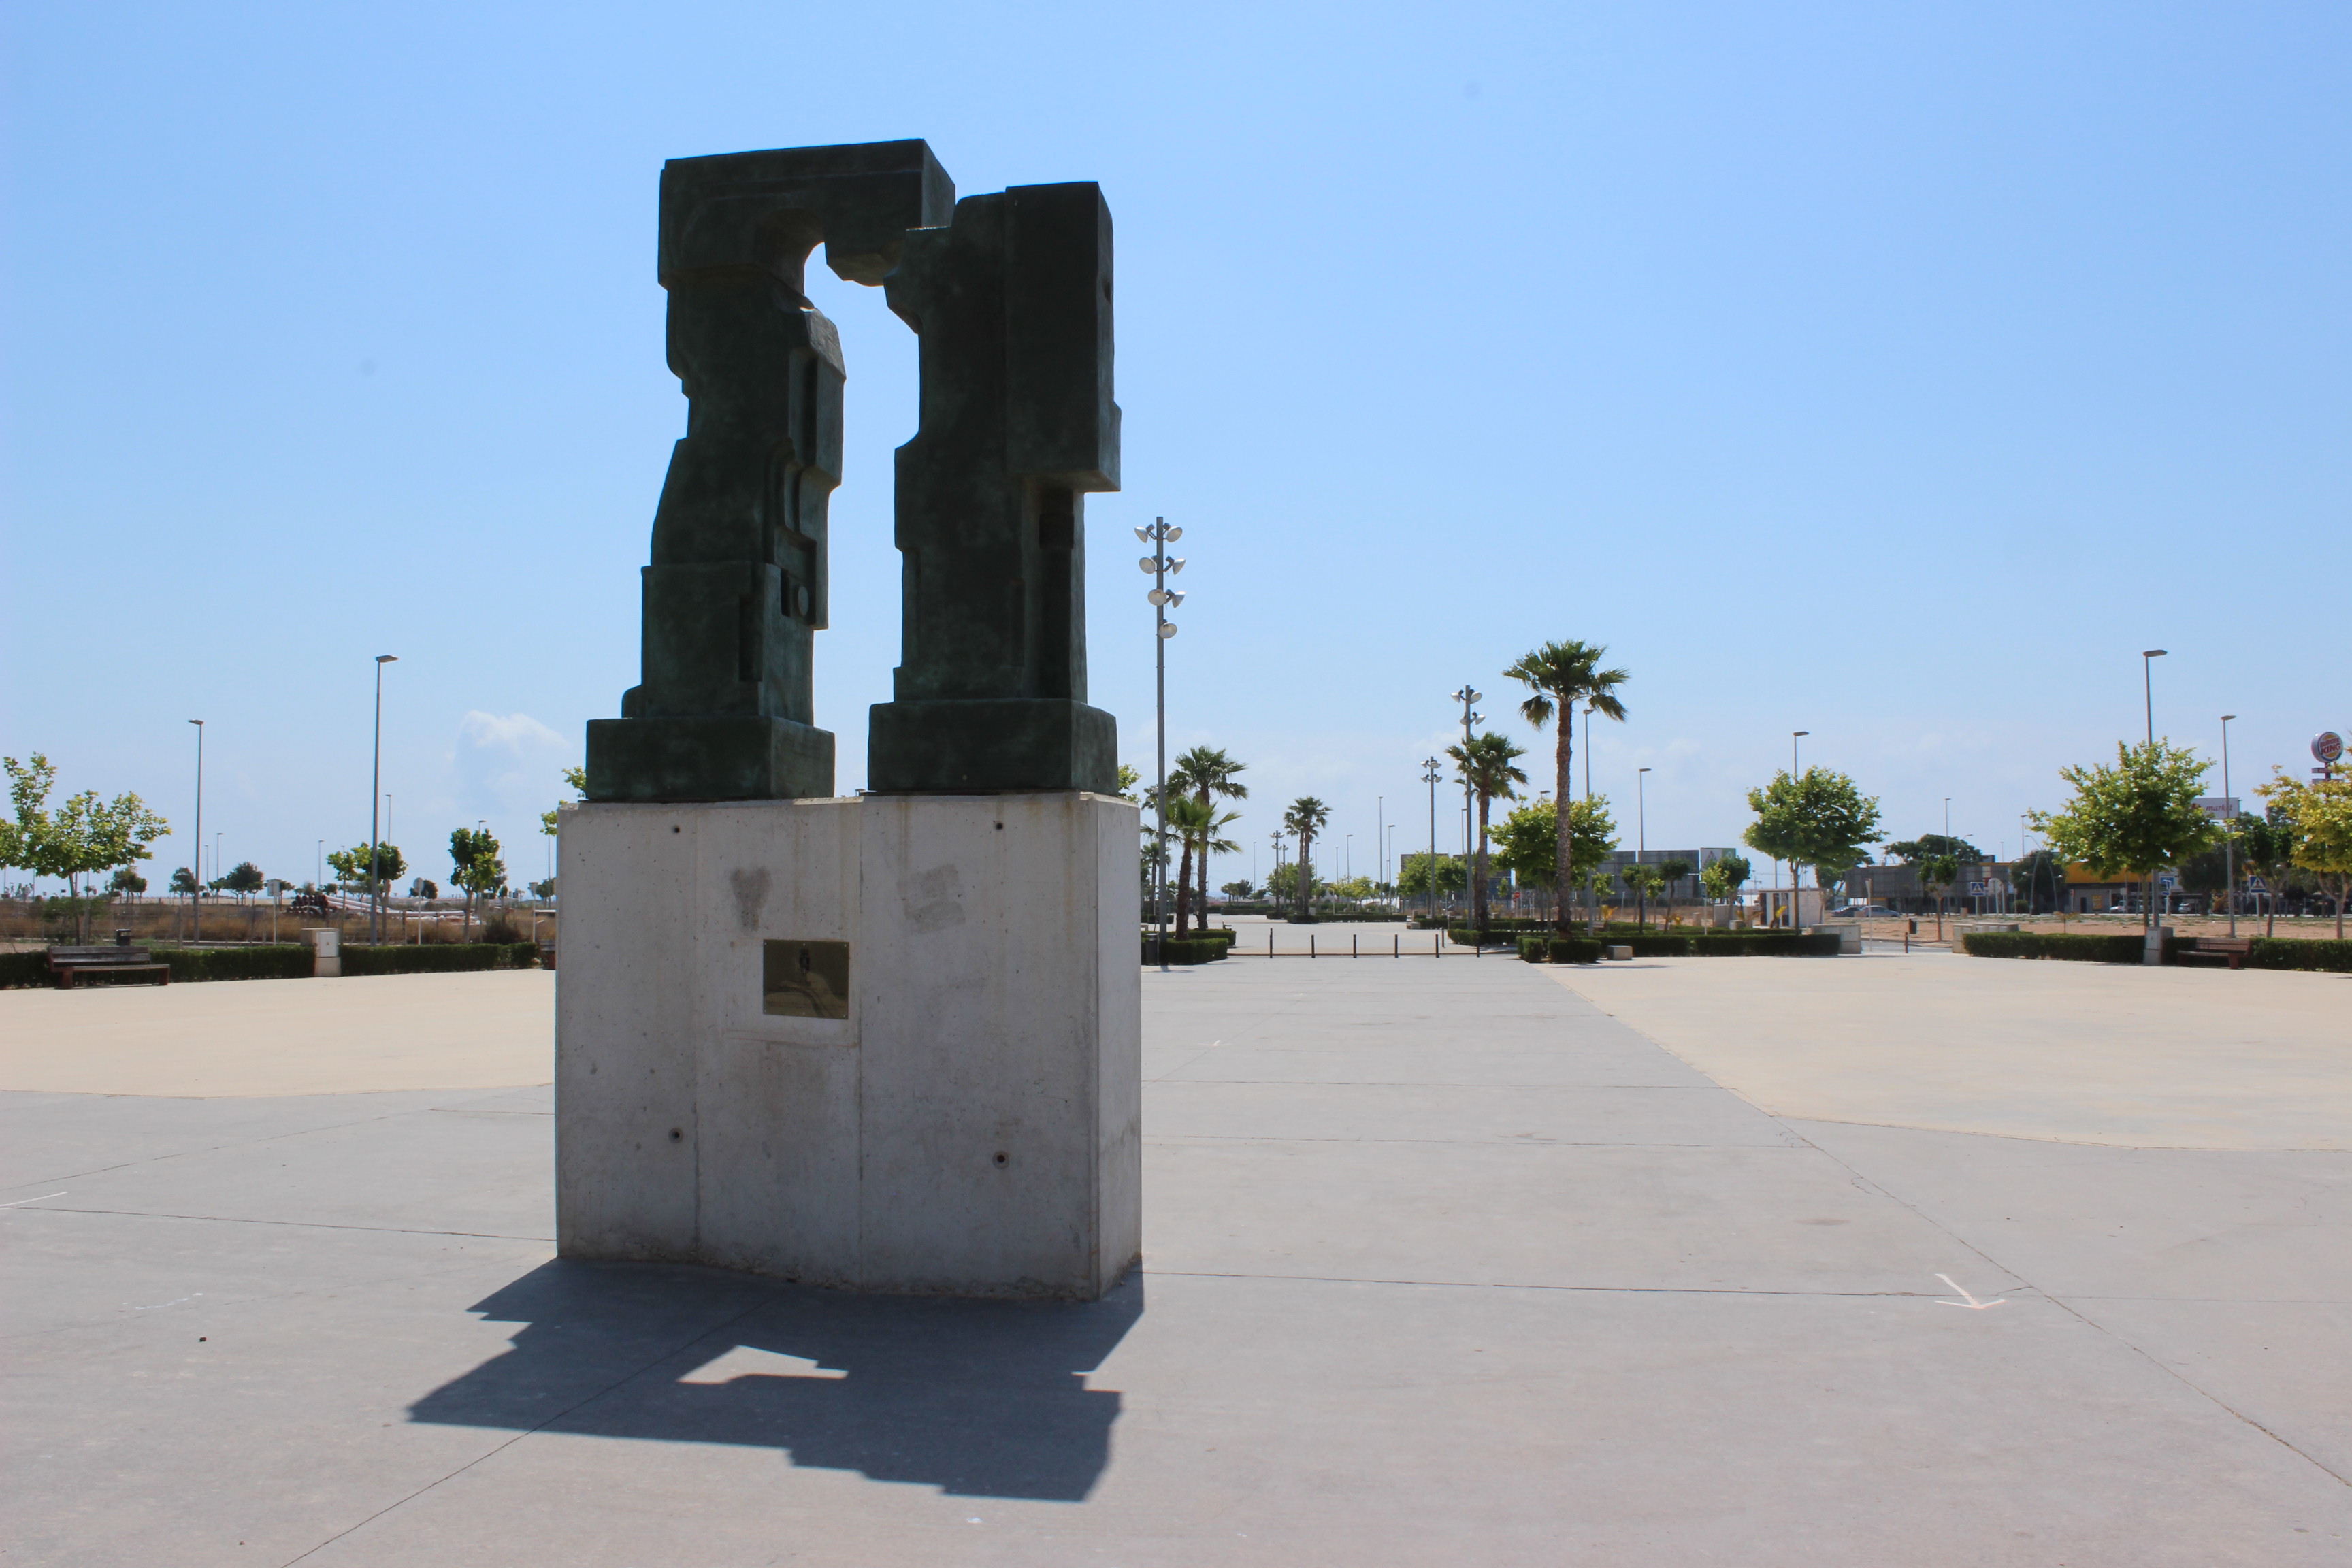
1173, 746, 1248, 935
1283, 796, 1330, 919
1164, 794, 1211, 934
1445, 732, 1528, 932
1504, 641, 1629, 934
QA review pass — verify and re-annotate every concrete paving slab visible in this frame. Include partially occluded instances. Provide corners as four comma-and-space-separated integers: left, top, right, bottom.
0, 970, 554, 1096
1542, 952, 2352, 1149
5, 951, 2347, 1565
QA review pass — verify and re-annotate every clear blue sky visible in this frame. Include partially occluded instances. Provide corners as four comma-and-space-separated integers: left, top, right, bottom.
3, 1, 2345, 893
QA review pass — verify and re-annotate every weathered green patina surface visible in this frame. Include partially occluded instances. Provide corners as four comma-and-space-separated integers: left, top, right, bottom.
587, 139, 1119, 801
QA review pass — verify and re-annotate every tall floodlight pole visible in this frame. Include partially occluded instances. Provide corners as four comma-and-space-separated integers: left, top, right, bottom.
370, 655, 399, 945
2141, 650, 2166, 745
1138, 519, 1184, 970
1452, 686, 1482, 921
1375, 795, 1382, 890
1421, 757, 1442, 921
1582, 706, 1593, 800
2221, 714, 2238, 936
188, 719, 204, 943
1638, 765, 1652, 926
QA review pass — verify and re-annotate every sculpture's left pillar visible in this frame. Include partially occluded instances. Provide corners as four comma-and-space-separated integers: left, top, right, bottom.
585, 140, 956, 802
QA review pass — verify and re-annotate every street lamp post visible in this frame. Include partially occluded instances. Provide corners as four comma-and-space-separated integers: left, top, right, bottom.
1138, 519, 1183, 970
370, 655, 398, 945
1791, 731, 1808, 921
1582, 706, 1593, 800
2221, 713, 2238, 937
187, 719, 204, 942
1637, 766, 1652, 929
2141, 650, 2166, 745
1421, 756, 1442, 921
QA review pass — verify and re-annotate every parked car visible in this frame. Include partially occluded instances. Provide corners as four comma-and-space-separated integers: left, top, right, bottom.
1831, 903, 1895, 919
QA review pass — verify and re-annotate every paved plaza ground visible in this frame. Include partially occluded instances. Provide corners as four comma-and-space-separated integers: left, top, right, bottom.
4, 952, 2346, 1565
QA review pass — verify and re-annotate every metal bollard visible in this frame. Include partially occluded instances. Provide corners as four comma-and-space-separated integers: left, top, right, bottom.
1310, 934, 1316, 959
1269, 928, 1275, 959
1394, 934, 1399, 958
1352, 932, 1358, 958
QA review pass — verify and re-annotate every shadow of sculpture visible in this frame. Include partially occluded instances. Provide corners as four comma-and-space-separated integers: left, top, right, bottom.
410, 1258, 1143, 1501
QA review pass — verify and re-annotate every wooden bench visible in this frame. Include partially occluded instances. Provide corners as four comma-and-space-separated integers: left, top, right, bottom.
46, 945, 171, 990
2180, 936, 2254, 970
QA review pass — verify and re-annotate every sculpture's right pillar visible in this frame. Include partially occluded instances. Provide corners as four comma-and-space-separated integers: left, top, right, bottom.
866, 182, 1121, 793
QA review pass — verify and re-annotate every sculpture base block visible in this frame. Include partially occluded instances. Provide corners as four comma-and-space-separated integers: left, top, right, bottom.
555, 791, 1141, 1300
866, 698, 1117, 794
583, 715, 833, 803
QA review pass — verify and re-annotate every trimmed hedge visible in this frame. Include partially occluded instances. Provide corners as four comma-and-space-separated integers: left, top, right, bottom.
1960, 932, 2155, 964
0, 945, 319, 987
160, 945, 314, 982
1962, 931, 2352, 973
340, 942, 539, 976
2245, 938, 2352, 973
0, 950, 50, 989
1141, 935, 1228, 965
1519, 932, 1842, 962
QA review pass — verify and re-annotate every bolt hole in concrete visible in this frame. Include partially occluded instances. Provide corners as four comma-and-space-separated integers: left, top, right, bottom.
669, 1128, 682, 1141
994, 1151, 1009, 1166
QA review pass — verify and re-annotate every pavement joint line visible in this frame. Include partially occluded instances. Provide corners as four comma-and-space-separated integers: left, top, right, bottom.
1, 1205, 555, 1243
2, 1101, 504, 1190
1535, 964, 2352, 1489
1780, 1113, 2352, 1155
1149, 1079, 1718, 1090
276, 1289, 783, 1568
1772, 1107, 2352, 1489
1140, 1268, 2042, 1299
1147, 1133, 1810, 1149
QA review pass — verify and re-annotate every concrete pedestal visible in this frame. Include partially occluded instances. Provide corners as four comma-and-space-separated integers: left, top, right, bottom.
554, 791, 1141, 1300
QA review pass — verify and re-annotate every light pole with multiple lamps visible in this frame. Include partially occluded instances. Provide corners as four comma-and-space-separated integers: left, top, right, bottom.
1421, 756, 1442, 921
188, 719, 204, 942
1451, 685, 1481, 919
1137, 519, 1183, 970
370, 655, 398, 945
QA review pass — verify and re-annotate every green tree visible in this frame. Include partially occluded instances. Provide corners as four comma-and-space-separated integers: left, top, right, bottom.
4, 753, 170, 940
1395, 852, 1467, 899
1917, 853, 1958, 938
448, 827, 506, 936
1618, 861, 1668, 929
1700, 851, 1752, 906
1220, 878, 1256, 899
1488, 796, 1618, 926
1504, 640, 1630, 934
169, 866, 200, 897
1171, 746, 1248, 936
2012, 849, 2065, 914
2029, 741, 2216, 932
1115, 763, 1143, 803
110, 867, 149, 896
1885, 834, 1987, 864
223, 860, 266, 902
2232, 804, 2302, 936
1163, 794, 1241, 934
1743, 768, 1884, 924
2259, 773, 2352, 938
327, 843, 406, 896
1653, 856, 1693, 913
1446, 732, 1528, 930
1282, 797, 1330, 917
541, 764, 588, 838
